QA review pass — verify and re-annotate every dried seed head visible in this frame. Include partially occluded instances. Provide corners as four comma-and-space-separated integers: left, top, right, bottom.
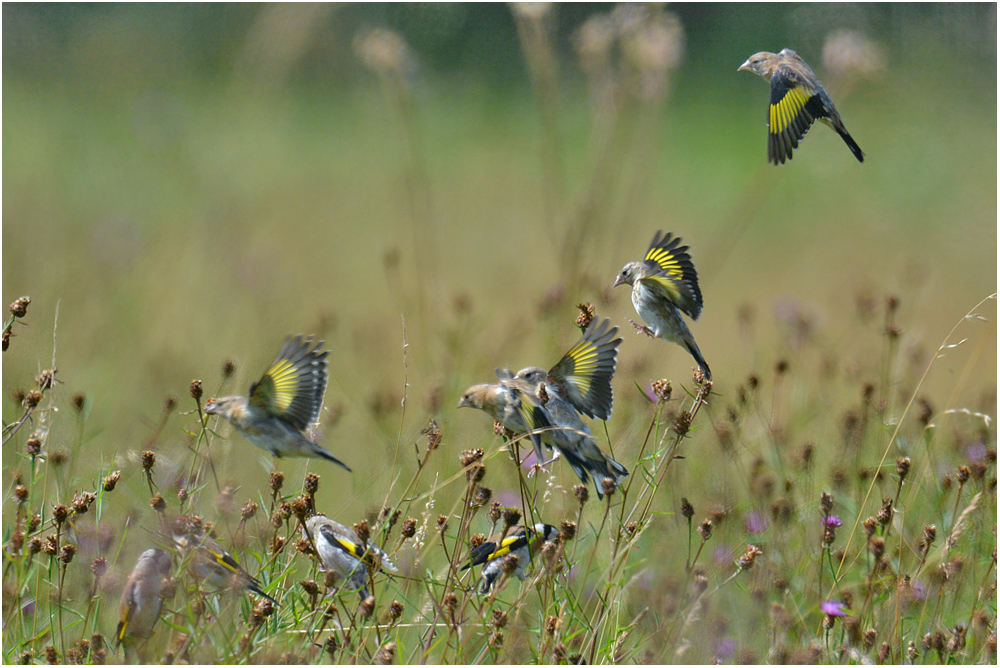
862, 628, 877, 650
222, 359, 236, 378
375, 641, 396, 665
624, 522, 638, 538
693, 573, 709, 593
442, 592, 458, 612
279, 502, 292, 520
27, 513, 41, 533
164, 396, 177, 413
296, 538, 313, 556
680, 497, 694, 519
52, 505, 69, 526
651, 379, 672, 403
401, 517, 417, 539
737, 544, 763, 570
359, 596, 376, 619
545, 615, 559, 635
90, 634, 105, 655
304, 473, 320, 495
488, 502, 503, 523
25, 390, 43, 408
575, 302, 595, 330
492, 609, 509, 629
500, 553, 521, 574
240, 501, 258, 522
559, 521, 577, 542
268, 471, 284, 494
907, 641, 917, 660
601, 477, 617, 498
422, 419, 442, 451
10, 296, 31, 318
672, 410, 692, 436
553, 643, 567, 663
697, 519, 713, 541
436, 515, 449, 533
775, 359, 789, 375
820, 492, 834, 515
301, 580, 319, 597
917, 398, 933, 426
177, 488, 188, 503
502, 507, 521, 529
473, 486, 492, 508
869, 537, 885, 558
141, 451, 155, 471
59, 543, 77, 564
876, 498, 893, 526
471, 533, 486, 548
72, 491, 95, 515
33, 369, 53, 391
863, 516, 877, 537
290, 495, 310, 520
14, 484, 28, 504
44, 645, 57, 664
26, 436, 42, 456
150, 494, 166, 512
354, 520, 370, 544
189, 380, 203, 401
103, 471, 121, 492
956, 466, 970, 484
28, 537, 42, 554
574, 484, 589, 505
324, 571, 338, 589
896, 457, 911, 479
388, 600, 404, 622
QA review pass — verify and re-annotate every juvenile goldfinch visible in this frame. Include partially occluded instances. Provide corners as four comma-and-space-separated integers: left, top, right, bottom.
303, 515, 398, 599
613, 231, 711, 381
205, 335, 350, 472
171, 516, 277, 604
739, 48, 864, 165
517, 317, 622, 421
458, 370, 627, 499
462, 522, 558, 593
116, 548, 172, 653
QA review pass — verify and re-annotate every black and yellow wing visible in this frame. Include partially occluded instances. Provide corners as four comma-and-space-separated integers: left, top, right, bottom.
465, 529, 530, 569
318, 524, 384, 572
767, 66, 827, 165
248, 335, 329, 429
638, 231, 704, 319
548, 318, 621, 421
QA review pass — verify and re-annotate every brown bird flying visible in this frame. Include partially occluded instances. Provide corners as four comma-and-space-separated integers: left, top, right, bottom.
739, 48, 864, 165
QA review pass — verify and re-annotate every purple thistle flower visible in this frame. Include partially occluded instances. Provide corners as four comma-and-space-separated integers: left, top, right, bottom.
822, 515, 843, 528
820, 600, 848, 617
744, 511, 769, 534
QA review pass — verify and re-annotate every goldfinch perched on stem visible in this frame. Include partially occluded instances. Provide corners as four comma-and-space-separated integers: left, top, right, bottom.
205, 335, 350, 472
116, 548, 172, 655
739, 48, 864, 165
614, 231, 711, 381
462, 522, 558, 593
303, 515, 398, 599
171, 515, 277, 604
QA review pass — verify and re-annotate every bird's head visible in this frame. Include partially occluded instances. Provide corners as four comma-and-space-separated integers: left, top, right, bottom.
738, 51, 778, 78
457, 384, 493, 410
514, 366, 548, 386
204, 395, 241, 419
613, 261, 645, 288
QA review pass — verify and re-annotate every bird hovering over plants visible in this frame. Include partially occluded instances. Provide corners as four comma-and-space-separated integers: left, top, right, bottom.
457, 319, 628, 499
205, 335, 350, 472
739, 48, 864, 165
614, 231, 711, 381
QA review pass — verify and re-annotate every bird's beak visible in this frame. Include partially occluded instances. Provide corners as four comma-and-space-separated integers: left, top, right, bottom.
457, 397, 469, 409
612, 276, 625, 289
737, 60, 751, 72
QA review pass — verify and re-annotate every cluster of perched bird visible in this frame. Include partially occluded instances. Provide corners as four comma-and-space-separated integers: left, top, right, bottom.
115, 48, 862, 657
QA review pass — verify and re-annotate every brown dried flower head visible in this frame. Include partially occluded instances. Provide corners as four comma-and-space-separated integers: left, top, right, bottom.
354, 520, 370, 544
492, 609, 509, 629
575, 302, 595, 330
436, 515, 449, 534
72, 491, 96, 515
651, 379, 672, 403
359, 595, 376, 619
240, 501, 258, 522
502, 507, 521, 529
10, 296, 30, 318
189, 379, 203, 401
304, 473, 320, 495
680, 497, 694, 519
559, 521, 577, 542
103, 471, 121, 492
401, 517, 417, 539
473, 486, 492, 508
268, 471, 284, 494
150, 494, 166, 512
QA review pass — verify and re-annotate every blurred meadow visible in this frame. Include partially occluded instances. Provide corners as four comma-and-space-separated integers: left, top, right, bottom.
3, 3, 997, 664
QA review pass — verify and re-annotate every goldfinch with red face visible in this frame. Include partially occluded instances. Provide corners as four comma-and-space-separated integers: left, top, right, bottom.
614, 231, 711, 381
205, 335, 350, 471
739, 48, 864, 165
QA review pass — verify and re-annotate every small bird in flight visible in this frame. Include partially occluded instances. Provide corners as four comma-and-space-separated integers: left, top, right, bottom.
739, 48, 864, 165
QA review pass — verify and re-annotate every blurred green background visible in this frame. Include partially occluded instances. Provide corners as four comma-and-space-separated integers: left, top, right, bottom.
3, 3, 996, 507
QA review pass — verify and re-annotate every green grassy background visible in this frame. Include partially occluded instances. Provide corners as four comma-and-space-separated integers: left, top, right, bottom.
3, 3, 996, 664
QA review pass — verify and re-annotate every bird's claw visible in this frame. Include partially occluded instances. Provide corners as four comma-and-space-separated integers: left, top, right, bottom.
629, 319, 655, 337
